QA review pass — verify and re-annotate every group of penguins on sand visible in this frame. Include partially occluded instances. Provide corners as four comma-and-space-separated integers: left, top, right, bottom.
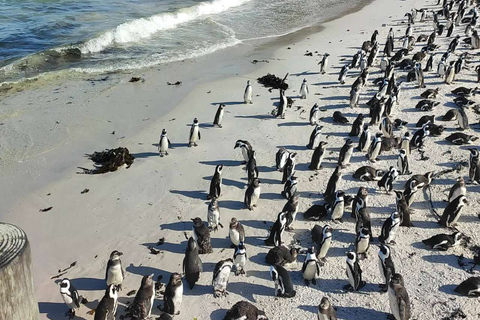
59, 0, 480, 319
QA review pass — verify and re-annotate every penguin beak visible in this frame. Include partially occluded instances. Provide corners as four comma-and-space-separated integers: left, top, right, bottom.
118, 252, 123, 256
148, 273, 154, 279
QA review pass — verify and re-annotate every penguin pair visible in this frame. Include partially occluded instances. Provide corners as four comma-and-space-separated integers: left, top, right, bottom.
311, 224, 333, 264
378, 166, 399, 193
270, 264, 296, 297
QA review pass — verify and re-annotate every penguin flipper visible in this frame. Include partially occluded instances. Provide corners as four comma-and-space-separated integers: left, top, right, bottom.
198, 131, 201, 140
168, 139, 172, 148
72, 290, 81, 308
398, 296, 410, 320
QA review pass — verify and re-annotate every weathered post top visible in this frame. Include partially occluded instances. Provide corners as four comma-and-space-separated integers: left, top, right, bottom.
0, 222, 28, 268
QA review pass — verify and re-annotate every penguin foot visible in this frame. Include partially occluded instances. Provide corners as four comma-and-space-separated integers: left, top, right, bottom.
285, 226, 294, 231
304, 279, 310, 286
379, 284, 388, 292
387, 314, 396, 320
389, 241, 396, 245
165, 152, 169, 156
194, 143, 198, 147
218, 125, 223, 128
312, 278, 317, 285
65, 310, 75, 319
359, 281, 366, 290
253, 204, 258, 207
188, 143, 192, 147
343, 284, 354, 292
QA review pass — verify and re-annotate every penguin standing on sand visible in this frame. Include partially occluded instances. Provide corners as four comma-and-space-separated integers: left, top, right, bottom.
270, 265, 296, 297
282, 153, 296, 184
307, 125, 323, 149
310, 103, 320, 125
367, 133, 383, 162
388, 273, 411, 320
349, 87, 360, 108
245, 178, 261, 210
312, 225, 333, 263
229, 217, 245, 248
59, 279, 83, 319
378, 244, 395, 292
403, 180, 419, 208
345, 252, 366, 291
212, 258, 233, 297
188, 118, 201, 147
355, 208, 372, 237
439, 195, 468, 227
302, 247, 320, 285
378, 166, 399, 193
244, 80, 253, 104
318, 297, 337, 320
183, 237, 202, 289
309, 141, 328, 170
414, 62, 425, 88
357, 124, 371, 151
448, 177, 466, 202
283, 194, 299, 230
276, 147, 290, 171
163, 273, 183, 315
233, 242, 247, 276
324, 166, 342, 198
192, 217, 213, 254
276, 89, 287, 119
213, 104, 225, 128
355, 227, 370, 260
158, 129, 172, 156
380, 117, 393, 138
352, 186, 368, 219
394, 190, 412, 227
379, 212, 401, 245
445, 61, 456, 84
397, 149, 411, 175
207, 198, 222, 231
330, 191, 346, 223
300, 79, 309, 99
349, 114, 364, 137
94, 285, 117, 320
339, 64, 349, 84
265, 212, 287, 246
282, 174, 297, 199
247, 151, 259, 185
234, 140, 253, 164
207, 164, 223, 200
401, 132, 410, 155
469, 148, 480, 184
319, 53, 330, 74
338, 139, 354, 167
130, 274, 155, 319
105, 250, 124, 290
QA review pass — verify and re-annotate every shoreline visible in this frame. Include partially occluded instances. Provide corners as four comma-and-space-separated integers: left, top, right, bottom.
1, 0, 480, 319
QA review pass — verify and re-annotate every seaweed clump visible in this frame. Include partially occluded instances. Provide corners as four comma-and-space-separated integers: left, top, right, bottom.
257, 73, 289, 90
78, 147, 134, 174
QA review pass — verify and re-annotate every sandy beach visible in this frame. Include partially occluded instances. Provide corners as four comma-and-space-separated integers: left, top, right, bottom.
1, 0, 479, 319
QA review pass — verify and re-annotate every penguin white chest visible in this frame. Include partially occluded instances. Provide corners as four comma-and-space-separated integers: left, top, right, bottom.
344, 148, 353, 164
61, 292, 75, 309
217, 109, 224, 123
356, 237, 369, 254
241, 148, 249, 162
160, 136, 169, 152
107, 264, 123, 285
229, 229, 240, 245
346, 264, 355, 287
303, 261, 318, 280
190, 126, 199, 142
252, 186, 261, 203
214, 268, 231, 290
388, 286, 401, 320
386, 223, 399, 243
318, 238, 331, 259
172, 283, 183, 311
331, 201, 344, 220
208, 208, 220, 227
378, 259, 386, 282
235, 254, 246, 268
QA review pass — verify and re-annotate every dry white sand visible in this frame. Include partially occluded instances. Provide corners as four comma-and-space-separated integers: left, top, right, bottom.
1, 0, 479, 319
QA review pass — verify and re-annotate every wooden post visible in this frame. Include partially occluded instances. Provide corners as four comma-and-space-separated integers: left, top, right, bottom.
0, 223, 39, 320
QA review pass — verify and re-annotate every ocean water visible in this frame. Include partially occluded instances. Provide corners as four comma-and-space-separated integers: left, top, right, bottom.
0, 0, 367, 84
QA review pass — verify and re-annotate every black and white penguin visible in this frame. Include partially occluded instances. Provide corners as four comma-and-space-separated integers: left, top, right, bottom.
131, 274, 155, 318
445, 61, 456, 84
105, 250, 124, 290
158, 129, 172, 156
319, 53, 330, 74
244, 80, 253, 104
247, 150, 259, 186
357, 124, 371, 151
264, 212, 287, 246
349, 87, 360, 108
212, 258, 233, 297
191, 217, 213, 254
188, 118, 201, 147
300, 79, 309, 99
410, 125, 430, 150
312, 224, 333, 263
345, 252, 366, 291
276, 89, 287, 119
338, 139, 354, 167
394, 190, 412, 227
330, 191, 345, 223
351, 50, 362, 68
416, 115, 434, 128
349, 114, 364, 137
353, 166, 383, 181
339, 64, 349, 84
282, 174, 297, 199
265, 245, 298, 266
233, 242, 247, 276
352, 187, 369, 219
310, 103, 320, 125
457, 106, 470, 130
307, 125, 323, 149
276, 147, 290, 171
302, 247, 320, 285
355, 227, 370, 260
415, 99, 439, 111
454, 277, 480, 296
448, 177, 466, 202
94, 285, 118, 320
414, 62, 425, 88
282, 152, 297, 184
468, 148, 480, 184
367, 133, 383, 162
270, 264, 296, 297
213, 104, 225, 128
207, 164, 223, 200
317, 296, 337, 320
309, 141, 328, 170
388, 274, 411, 320
355, 207, 372, 237
163, 273, 183, 315
397, 149, 411, 175
59, 279, 83, 319
403, 180, 419, 208
324, 166, 342, 198
283, 195, 299, 230
404, 172, 433, 190
378, 244, 396, 292
445, 132, 478, 145
245, 178, 261, 210
333, 111, 349, 124
378, 166, 399, 194
229, 217, 245, 248
422, 232, 463, 251
207, 198, 222, 232
424, 54, 434, 72
439, 195, 468, 227
379, 212, 401, 245
183, 237, 202, 289
380, 117, 393, 138
224, 301, 269, 320
235, 139, 253, 164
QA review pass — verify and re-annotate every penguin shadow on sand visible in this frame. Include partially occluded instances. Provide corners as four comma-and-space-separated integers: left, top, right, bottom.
218, 199, 244, 210
277, 144, 307, 151
131, 151, 160, 159
38, 302, 88, 320
323, 131, 350, 138
227, 281, 272, 302
438, 284, 462, 296
336, 306, 388, 320
256, 165, 277, 173
247, 251, 268, 267
210, 308, 228, 320
126, 263, 162, 277
261, 192, 284, 201
202, 176, 245, 189
210, 101, 244, 106
169, 189, 206, 200
159, 221, 192, 232
199, 159, 243, 167
422, 253, 467, 270
312, 81, 340, 87
277, 121, 310, 127
298, 304, 317, 315
141, 239, 187, 255
234, 114, 273, 120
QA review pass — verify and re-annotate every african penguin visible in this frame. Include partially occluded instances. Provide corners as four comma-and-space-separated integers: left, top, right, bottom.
378, 244, 396, 292
357, 124, 371, 151
229, 217, 245, 248
207, 198, 222, 232
163, 273, 183, 315
397, 149, 411, 175
245, 178, 261, 210
192, 217, 213, 254
212, 258, 233, 297
207, 164, 223, 200
106, 250, 124, 290
312, 225, 333, 263
59, 279, 82, 319
378, 166, 399, 194
94, 285, 117, 320
270, 265, 296, 297
158, 129, 172, 156
338, 139, 354, 167
213, 104, 225, 128
388, 273, 411, 320
439, 195, 468, 227
454, 277, 480, 296
300, 79, 309, 99
355, 227, 370, 260
224, 301, 269, 320
264, 212, 287, 247
131, 274, 155, 318
233, 242, 247, 276
317, 296, 337, 320
345, 252, 366, 291
234, 139, 253, 164
302, 247, 320, 285
183, 237, 202, 289
422, 232, 463, 251
244, 80, 253, 104
307, 125, 324, 149
309, 141, 328, 170
379, 212, 401, 245
448, 177, 466, 202
188, 118, 201, 147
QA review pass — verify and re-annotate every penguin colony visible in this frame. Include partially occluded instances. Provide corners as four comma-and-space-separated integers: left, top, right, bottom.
57, 0, 480, 319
